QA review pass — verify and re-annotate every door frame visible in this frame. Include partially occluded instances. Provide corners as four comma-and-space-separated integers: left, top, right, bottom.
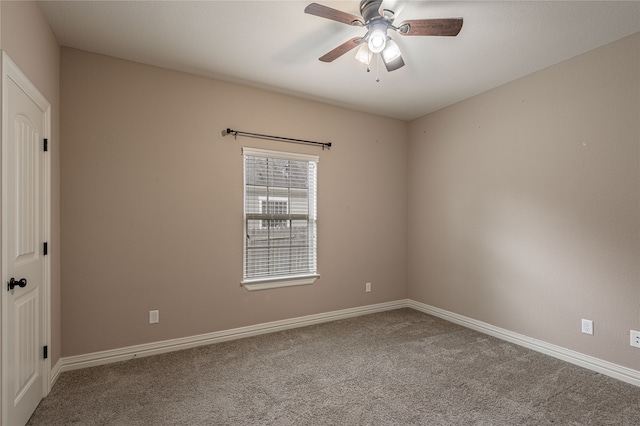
1, 51, 52, 425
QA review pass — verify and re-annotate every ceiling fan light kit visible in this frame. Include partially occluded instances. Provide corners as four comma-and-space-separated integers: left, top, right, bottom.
355, 44, 373, 65
382, 38, 401, 62
304, 0, 463, 80
368, 23, 388, 53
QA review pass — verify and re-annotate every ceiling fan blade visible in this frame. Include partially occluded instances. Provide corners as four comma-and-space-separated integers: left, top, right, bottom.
304, 3, 365, 26
399, 18, 463, 36
383, 53, 405, 72
319, 38, 364, 62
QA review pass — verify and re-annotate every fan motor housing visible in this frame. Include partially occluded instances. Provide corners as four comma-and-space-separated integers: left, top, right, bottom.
360, 0, 384, 23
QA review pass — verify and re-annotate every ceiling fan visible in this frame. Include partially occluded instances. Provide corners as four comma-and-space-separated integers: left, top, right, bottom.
305, 0, 463, 73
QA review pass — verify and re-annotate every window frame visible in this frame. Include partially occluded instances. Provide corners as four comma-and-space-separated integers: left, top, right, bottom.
241, 147, 319, 291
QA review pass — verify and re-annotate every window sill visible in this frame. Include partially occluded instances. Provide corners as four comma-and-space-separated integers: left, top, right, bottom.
241, 275, 320, 291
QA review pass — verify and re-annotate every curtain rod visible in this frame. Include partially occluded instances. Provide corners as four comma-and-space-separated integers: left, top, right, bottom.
221, 128, 331, 150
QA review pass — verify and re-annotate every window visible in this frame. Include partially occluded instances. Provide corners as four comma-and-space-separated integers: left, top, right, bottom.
260, 197, 288, 228
242, 147, 319, 290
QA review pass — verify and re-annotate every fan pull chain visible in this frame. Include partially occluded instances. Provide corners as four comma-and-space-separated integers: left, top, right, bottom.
376, 54, 381, 83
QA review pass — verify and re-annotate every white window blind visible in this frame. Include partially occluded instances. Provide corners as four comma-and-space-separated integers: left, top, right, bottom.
243, 148, 318, 287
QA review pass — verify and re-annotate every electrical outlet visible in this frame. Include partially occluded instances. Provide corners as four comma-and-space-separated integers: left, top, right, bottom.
365, 282, 371, 293
581, 319, 593, 335
631, 330, 640, 348
149, 310, 159, 324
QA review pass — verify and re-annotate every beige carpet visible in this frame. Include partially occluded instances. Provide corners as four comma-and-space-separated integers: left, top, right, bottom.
28, 308, 640, 425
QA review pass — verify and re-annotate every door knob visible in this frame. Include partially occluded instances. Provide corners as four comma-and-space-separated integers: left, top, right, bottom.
7, 278, 27, 291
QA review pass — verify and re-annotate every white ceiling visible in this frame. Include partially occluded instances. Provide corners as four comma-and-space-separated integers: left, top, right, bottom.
39, 1, 640, 121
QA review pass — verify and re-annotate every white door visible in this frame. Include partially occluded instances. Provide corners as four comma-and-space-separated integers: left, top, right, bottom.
2, 53, 50, 426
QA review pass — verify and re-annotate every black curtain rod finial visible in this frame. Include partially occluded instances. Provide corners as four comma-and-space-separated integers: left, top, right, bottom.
222, 128, 238, 139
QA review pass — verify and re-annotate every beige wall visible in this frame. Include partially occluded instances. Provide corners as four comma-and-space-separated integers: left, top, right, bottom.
60, 48, 408, 356
1, 0, 61, 419
408, 33, 639, 370
57, 28, 639, 373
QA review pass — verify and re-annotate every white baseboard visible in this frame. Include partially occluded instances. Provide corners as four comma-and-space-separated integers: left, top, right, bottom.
50, 359, 62, 388
407, 300, 640, 387
54, 299, 639, 388
57, 299, 408, 374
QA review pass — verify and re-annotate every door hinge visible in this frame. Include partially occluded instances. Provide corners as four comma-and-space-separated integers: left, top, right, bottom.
43, 242, 48, 256
43, 345, 48, 359
44, 138, 48, 152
